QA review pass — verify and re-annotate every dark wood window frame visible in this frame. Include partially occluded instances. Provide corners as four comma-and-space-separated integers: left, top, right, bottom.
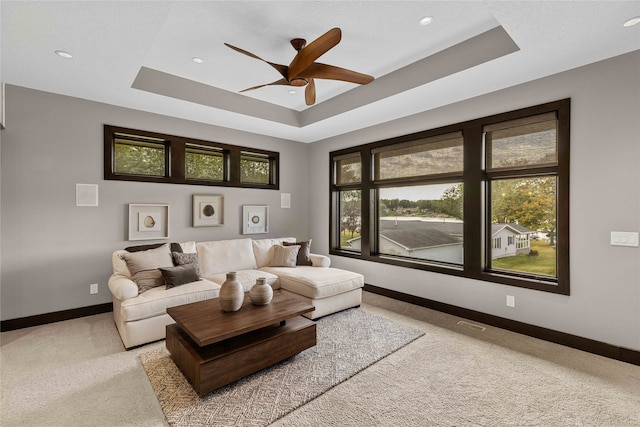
104, 125, 279, 190
330, 99, 570, 295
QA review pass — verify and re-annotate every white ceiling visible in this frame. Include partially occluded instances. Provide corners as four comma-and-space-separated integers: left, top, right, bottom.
2, 1, 639, 143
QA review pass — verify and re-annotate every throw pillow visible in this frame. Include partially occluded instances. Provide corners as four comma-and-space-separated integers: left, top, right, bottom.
158, 264, 201, 289
172, 252, 201, 276
125, 242, 183, 253
269, 244, 300, 268
283, 239, 313, 266
120, 243, 173, 294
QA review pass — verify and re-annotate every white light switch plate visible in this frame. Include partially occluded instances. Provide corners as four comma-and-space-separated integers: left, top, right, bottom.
611, 231, 639, 247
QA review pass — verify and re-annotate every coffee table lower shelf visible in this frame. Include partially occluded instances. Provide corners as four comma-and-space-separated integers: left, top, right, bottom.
166, 316, 316, 395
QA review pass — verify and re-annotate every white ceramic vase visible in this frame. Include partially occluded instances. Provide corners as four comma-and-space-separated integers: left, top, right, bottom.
249, 277, 273, 305
219, 272, 244, 312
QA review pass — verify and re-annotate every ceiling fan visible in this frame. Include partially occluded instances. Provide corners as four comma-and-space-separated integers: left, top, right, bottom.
224, 27, 374, 106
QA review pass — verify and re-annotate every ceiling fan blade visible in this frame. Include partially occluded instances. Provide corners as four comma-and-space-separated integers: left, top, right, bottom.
224, 43, 289, 79
298, 63, 374, 85
305, 79, 316, 106
239, 78, 289, 93
288, 28, 341, 80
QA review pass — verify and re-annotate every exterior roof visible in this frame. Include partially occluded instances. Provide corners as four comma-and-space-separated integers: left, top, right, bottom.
349, 219, 533, 250
382, 228, 462, 250
491, 223, 534, 235
366, 219, 534, 250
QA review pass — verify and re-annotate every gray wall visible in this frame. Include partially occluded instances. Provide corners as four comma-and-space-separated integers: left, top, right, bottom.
0, 85, 311, 320
309, 51, 640, 351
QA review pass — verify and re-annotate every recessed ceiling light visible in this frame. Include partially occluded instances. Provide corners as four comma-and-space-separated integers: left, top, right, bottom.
623, 16, 640, 27
419, 16, 433, 26
55, 50, 73, 59
288, 90, 296, 95
192, 57, 203, 64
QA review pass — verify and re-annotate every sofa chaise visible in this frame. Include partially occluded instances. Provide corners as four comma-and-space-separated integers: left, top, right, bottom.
108, 237, 364, 349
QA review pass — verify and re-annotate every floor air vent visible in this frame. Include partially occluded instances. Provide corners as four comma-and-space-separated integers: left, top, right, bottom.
457, 320, 486, 331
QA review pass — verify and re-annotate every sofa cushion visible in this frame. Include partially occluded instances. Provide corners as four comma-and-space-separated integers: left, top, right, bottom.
120, 279, 219, 322
113, 241, 195, 279
112, 250, 132, 278
260, 266, 364, 299
252, 237, 296, 268
159, 264, 201, 289
270, 245, 299, 267
283, 240, 313, 266
120, 244, 174, 294
206, 269, 280, 291
197, 238, 257, 277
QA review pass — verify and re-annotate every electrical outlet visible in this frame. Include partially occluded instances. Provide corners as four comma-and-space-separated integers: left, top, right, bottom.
506, 295, 515, 308
90, 283, 99, 295
611, 231, 639, 247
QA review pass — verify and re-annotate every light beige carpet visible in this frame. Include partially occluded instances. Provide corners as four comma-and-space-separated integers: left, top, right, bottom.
2, 292, 640, 426
140, 308, 424, 427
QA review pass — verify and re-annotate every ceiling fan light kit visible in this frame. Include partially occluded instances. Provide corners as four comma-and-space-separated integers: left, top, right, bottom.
225, 27, 374, 106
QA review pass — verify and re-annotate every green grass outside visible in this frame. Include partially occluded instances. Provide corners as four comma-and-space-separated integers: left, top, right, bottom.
340, 230, 360, 247
492, 240, 556, 277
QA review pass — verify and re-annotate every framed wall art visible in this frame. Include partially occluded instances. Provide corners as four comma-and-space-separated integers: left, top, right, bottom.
128, 204, 169, 240
242, 205, 269, 234
193, 194, 224, 227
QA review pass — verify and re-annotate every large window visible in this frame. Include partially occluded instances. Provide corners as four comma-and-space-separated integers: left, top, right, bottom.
330, 100, 570, 294
105, 125, 278, 189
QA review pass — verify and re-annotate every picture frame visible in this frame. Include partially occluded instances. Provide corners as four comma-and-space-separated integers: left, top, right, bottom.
193, 194, 224, 227
242, 205, 269, 234
128, 204, 169, 241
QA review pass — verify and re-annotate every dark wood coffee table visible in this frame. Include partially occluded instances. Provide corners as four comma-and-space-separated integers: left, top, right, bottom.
166, 291, 316, 395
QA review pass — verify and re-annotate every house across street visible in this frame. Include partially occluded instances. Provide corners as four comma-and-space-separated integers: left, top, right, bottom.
347, 218, 534, 263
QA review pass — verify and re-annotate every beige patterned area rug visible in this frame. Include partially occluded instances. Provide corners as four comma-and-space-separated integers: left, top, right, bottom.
140, 308, 424, 427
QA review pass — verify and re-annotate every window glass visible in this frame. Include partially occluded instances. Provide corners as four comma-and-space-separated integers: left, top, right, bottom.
186, 145, 224, 181
378, 184, 463, 264
114, 134, 166, 176
335, 154, 361, 185
373, 132, 463, 180
241, 152, 270, 184
485, 113, 557, 170
106, 126, 279, 189
339, 190, 361, 251
329, 100, 568, 294
490, 177, 557, 277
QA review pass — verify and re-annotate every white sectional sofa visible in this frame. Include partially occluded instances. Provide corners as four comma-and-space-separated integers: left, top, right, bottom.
108, 237, 364, 349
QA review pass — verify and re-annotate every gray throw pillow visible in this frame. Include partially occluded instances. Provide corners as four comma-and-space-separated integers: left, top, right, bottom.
158, 264, 201, 289
172, 252, 201, 276
283, 239, 313, 266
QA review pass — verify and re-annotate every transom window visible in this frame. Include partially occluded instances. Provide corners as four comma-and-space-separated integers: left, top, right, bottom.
104, 125, 278, 189
113, 133, 167, 177
330, 99, 570, 294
